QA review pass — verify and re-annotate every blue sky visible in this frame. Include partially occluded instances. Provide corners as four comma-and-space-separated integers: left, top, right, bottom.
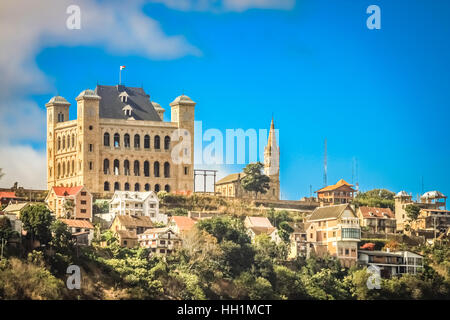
1, 0, 449, 201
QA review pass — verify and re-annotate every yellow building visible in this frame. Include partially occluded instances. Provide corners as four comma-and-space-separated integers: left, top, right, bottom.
214, 118, 280, 200
46, 85, 196, 196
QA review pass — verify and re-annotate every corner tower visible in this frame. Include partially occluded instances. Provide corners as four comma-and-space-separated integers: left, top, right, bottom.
170, 95, 196, 193
46, 96, 71, 189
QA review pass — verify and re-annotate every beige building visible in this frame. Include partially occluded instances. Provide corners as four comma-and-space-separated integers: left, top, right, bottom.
215, 118, 280, 200
315, 179, 356, 207
306, 204, 361, 267
45, 186, 93, 221
394, 190, 447, 231
46, 85, 196, 196
138, 227, 182, 255
356, 206, 396, 234
244, 216, 281, 243
110, 214, 154, 248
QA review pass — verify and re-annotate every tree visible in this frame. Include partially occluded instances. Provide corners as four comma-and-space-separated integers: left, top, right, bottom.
354, 189, 395, 210
20, 204, 54, 245
278, 221, 294, 242
405, 204, 421, 221
50, 220, 73, 254
241, 162, 270, 199
0, 216, 17, 242
63, 199, 74, 219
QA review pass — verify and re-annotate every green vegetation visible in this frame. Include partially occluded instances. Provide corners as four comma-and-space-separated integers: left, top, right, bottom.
353, 189, 395, 210
20, 204, 53, 245
405, 204, 421, 221
1, 204, 449, 300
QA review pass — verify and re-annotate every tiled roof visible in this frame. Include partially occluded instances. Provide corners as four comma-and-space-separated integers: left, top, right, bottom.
316, 179, 355, 193
359, 206, 395, 219
95, 85, 162, 121
170, 216, 196, 232
249, 226, 276, 236
245, 216, 274, 229
0, 192, 16, 199
116, 230, 138, 239
60, 219, 94, 229
3, 202, 29, 214
52, 186, 84, 196
115, 215, 153, 228
215, 173, 245, 185
308, 204, 351, 221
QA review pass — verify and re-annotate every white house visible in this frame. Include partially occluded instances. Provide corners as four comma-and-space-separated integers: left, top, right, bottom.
109, 191, 166, 224
244, 216, 281, 243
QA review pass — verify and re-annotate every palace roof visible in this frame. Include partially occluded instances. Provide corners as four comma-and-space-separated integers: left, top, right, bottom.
316, 179, 355, 193
95, 85, 162, 121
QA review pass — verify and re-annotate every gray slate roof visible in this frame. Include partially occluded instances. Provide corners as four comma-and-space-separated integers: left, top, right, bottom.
308, 204, 350, 221
95, 85, 162, 121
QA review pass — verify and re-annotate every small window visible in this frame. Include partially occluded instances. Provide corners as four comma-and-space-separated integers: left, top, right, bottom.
81, 200, 87, 205
184, 166, 189, 175
89, 144, 93, 152
81, 192, 87, 196
81, 209, 86, 213
89, 125, 93, 130
89, 162, 93, 170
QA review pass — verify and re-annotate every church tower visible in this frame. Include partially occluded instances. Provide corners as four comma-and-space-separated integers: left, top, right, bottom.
264, 117, 280, 200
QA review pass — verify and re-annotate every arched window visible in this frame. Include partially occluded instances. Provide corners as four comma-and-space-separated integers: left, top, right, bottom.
104, 132, 110, 146
145, 183, 150, 191
104, 181, 110, 191
62, 136, 66, 149
71, 160, 75, 175
57, 137, 61, 150
57, 163, 61, 178
144, 161, 150, 177
124, 183, 130, 191
72, 134, 75, 148
134, 134, 140, 148
113, 159, 120, 175
164, 136, 170, 150
154, 161, 160, 177
124, 160, 130, 176
134, 160, 140, 176
164, 162, 170, 178
144, 135, 150, 149
164, 184, 171, 192
155, 184, 160, 193
114, 133, 120, 147
103, 159, 110, 174
124, 134, 130, 148
114, 182, 120, 191
135, 183, 140, 192
154, 135, 160, 149
62, 162, 66, 176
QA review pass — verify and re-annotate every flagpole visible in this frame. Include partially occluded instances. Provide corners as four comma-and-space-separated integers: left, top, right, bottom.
119, 68, 121, 85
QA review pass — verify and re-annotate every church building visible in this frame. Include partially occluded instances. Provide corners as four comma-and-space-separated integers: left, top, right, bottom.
46, 84, 195, 196
214, 118, 280, 200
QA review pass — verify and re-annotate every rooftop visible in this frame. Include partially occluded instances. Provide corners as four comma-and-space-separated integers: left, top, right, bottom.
316, 179, 355, 193
308, 203, 352, 221
359, 206, 395, 219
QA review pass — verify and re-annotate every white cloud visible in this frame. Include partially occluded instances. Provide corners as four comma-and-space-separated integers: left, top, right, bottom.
150, 0, 295, 12
0, 0, 200, 189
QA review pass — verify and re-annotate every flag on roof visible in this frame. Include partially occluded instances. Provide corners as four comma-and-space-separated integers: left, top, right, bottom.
120, 65, 126, 70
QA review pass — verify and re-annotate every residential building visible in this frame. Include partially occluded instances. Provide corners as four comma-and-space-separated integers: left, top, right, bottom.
395, 190, 447, 232
46, 85, 196, 196
356, 206, 396, 234
288, 223, 307, 259
244, 216, 281, 243
0, 192, 17, 205
410, 208, 450, 239
315, 179, 356, 206
306, 204, 361, 267
3, 202, 30, 216
138, 227, 182, 255
59, 218, 95, 245
46, 186, 93, 221
108, 191, 165, 223
168, 216, 197, 235
110, 214, 154, 248
358, 250, 423, 278
215, 118, 280, 200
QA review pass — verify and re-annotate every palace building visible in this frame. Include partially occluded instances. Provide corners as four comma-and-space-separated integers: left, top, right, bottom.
214, 117, 280, 200
46, 84, 195, 196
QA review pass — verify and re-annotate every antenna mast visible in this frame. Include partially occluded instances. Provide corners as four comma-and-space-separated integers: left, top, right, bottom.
323, 138, 327, 187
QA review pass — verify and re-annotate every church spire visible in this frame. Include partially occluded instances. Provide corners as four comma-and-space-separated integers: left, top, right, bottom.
267, 116, 277, 151
264, 116, 279, 177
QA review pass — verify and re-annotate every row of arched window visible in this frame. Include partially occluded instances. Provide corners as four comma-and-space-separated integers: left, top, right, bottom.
56, 160, 76, 178
104, 181, 170, 193
103, 132, 170, 150
103, 159, 170, 178
57, 134, 76, 151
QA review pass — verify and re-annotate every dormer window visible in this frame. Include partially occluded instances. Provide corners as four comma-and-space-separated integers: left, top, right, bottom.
122, 105, 133, 117
119, 91, 129, 103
